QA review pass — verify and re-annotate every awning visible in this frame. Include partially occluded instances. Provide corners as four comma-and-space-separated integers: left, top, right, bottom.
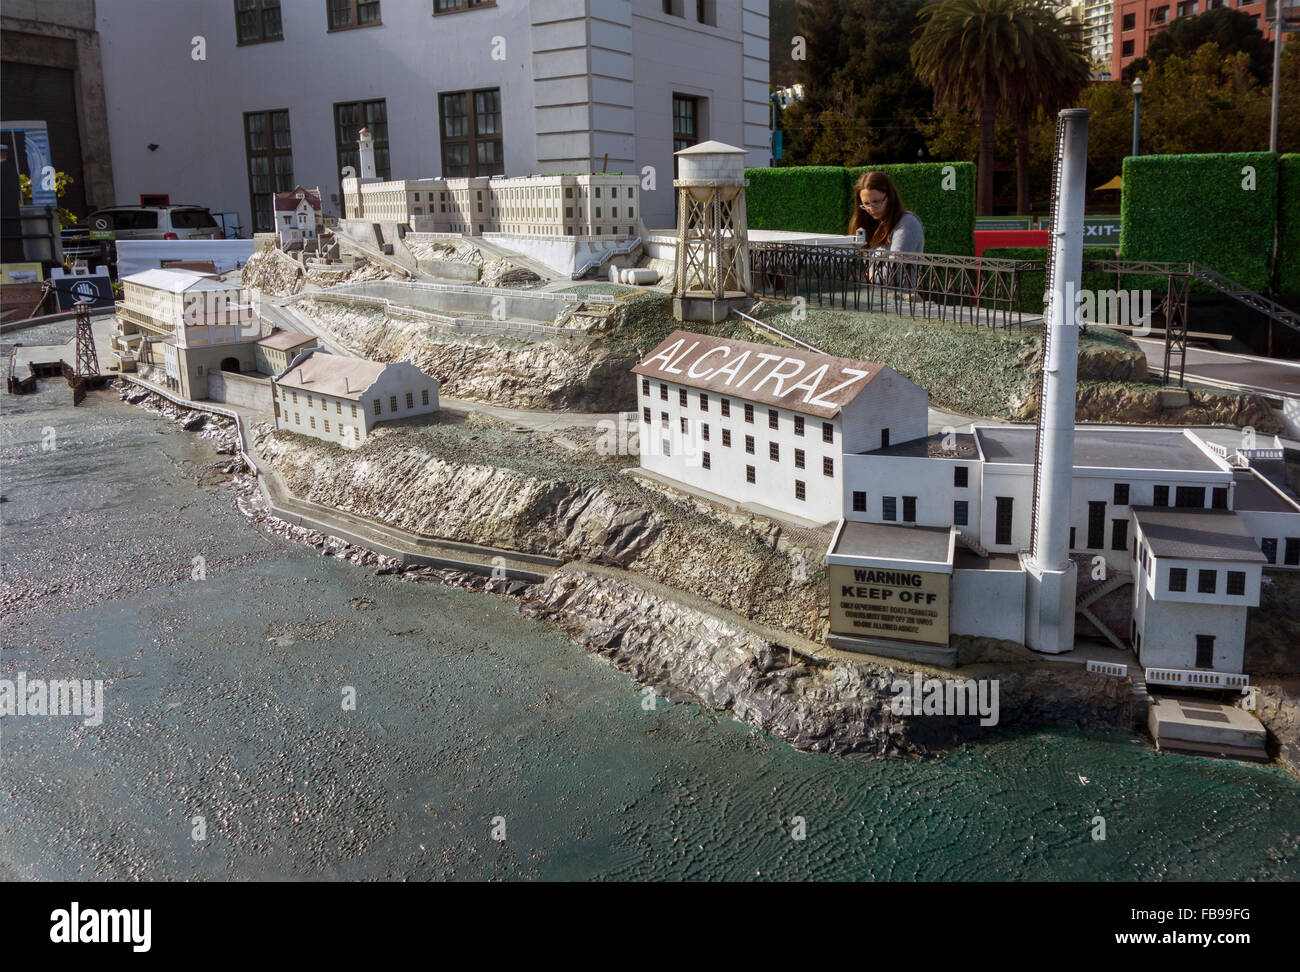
1095, 176, 1122, 191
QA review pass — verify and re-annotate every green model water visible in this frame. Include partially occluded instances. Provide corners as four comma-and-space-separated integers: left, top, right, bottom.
1, 368, 1297, 881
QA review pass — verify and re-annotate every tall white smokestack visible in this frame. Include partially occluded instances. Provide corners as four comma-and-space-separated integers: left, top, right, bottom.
1024, 108, 1089, 655
358, 128, 377, 181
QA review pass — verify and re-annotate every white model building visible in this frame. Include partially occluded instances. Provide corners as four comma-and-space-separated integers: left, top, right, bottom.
632, 330, 928, 526
272, 350, 439, 449
273, 186, 322, 244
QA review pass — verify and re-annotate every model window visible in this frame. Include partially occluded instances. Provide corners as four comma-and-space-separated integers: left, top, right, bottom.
795, 480, 806, 501
642, 407, 651, 424
1175, 486, 1206, 508
663, 437, 671, 458
902, 496, 916, 523
823, 456, 834, 478
235, 0, 283, 44
680, 417, 688, 434
721, 398, 730, 417
701, 423, 709, 441
882, 497, 897, 521
293, 391, 299, 403
661, 412, 668, 428
794, 416, 804, 436
699, 393, 708, 411
660, 383, 668, 401
679, 389, 688, 407
1262, 538, 1278, 563
744, 404, 754, 424
746, 465, 755, 484
337, 401, 343, 413
1195, 634, 1215, 669
853, 491, 867, 513
373, 398, 381, 413
1226, 571, 1246, 595
954, 466, 968, 488
1153, 485, 1169, 507
722, 429, 732, 448
1287, 538, 1300, 566
954, 500, 968, 526
881, 428, 890, 449
1111, 519, 1128, 551
995, 497, 1014, 545
1213, 487, 1228, 509
794, 448, 805, 469
307, 395, 313, 408
421, 389, 429, 406
245, 110, 294, 232
328, 0, 381, 29
823, 422, 834, 444
389, 395, 398, 412
1168, 567, 1187, 592
439, 88, 503, 178
1197, 569, 1217, 594
702, 451, 711, 470
324, 420, 330, 433
642, 378, 650, 396
1113, 483, 1130, 505
1087, 501, 1105, 549
310, 416, 316, 429
768, 409, 778, 430
745, 435, 755, 455
769, 442, 779, 462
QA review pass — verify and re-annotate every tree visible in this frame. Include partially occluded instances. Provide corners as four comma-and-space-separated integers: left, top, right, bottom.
782, 0, 933, 166
1128, 6, 1273, 84
912, 0, 1039, 215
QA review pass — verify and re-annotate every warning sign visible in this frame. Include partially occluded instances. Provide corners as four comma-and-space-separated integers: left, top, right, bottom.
828, 565, 950, 647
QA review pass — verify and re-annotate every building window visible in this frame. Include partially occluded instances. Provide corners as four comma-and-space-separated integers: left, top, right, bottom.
823, 422, 834, 444
699, 393, 708, 410
881, 428, 890, 449
660, 383, 668, 401
1176, 0, 1196, 16
954, 500, 968, 526
853, 491, 867, 513
1286, 538, 1300, 566
439, 88, 503, 177
1262, 538, 1278, 563
882, 496, 897, 522
1226, 571, 1246, 595
1212, 487, 1228, 509
744, 404, 754, 424
1111, 519, 1128, 551
721, 398, 730, 417
1197, 569, 1217, 594
1122, 11, 1136, 29
295, 412, 300, 424
1195, 634, 1215, 669
328, 0, 381, 29
292, 391, 299, 403
1153, 485, 1169, 507
373, 398, 381, 414
794, 448, 805, 469
310, 416, 316, 429
768, 409, 778, 430
1087, 501, 1106, 549
1122, 39, 1135, 57
421, 389, 429, 406
406, 392, 414, 409
324, 420, 330, 433
745, 435, 755, 455
702, 451, 711, 470
1151, 5, 1169, 24
1114, 483, 1130, 505
954, 466, 968, 488
679, 389, 688, 407
335, 99, 389, 196
672, 94, 700, 156
389, 395, 398, 412
245, 110, 294, 232
680, 417, 688, 434
307, 395, 313, 408
794, 416, 804, 437
701, 423, 709, 441
435, 0, 494, 12
823, 456, 834, 478
336, 401, 342, 413
235, 0, 283, 44
1176, 486, 1206, 508
661, 412, 668, 428
995, 497, 1014, 546
769, 442, 779, 462
722, 429, 732, 448
902, 496, 916, 523
642, 406, 651, 424
1168, 567, 1187, 592
696, 0, 716, 26
746, 465, 755, 484
795, 480, 806, 501
642, 378, 650, 396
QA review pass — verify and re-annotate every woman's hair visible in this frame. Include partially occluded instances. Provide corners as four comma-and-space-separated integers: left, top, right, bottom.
848, 171, 904, 247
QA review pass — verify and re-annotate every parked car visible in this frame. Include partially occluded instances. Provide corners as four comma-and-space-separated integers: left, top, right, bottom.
87, 205, 223, 240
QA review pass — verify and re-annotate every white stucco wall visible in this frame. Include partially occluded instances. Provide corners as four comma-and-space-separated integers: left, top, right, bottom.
951, 568, 1026, 643
1135, 597, 1247, 673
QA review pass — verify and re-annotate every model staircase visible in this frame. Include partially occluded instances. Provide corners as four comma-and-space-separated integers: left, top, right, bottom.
1189, 262, 1300, 335
1075, 569, 1132, 654
954, 528, 990, 558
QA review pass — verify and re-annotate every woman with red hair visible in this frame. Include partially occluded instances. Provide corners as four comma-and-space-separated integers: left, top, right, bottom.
848, 171, 924, 290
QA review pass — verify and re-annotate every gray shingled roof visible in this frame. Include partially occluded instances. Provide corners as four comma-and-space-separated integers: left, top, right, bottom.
1132, 507, 1267, 562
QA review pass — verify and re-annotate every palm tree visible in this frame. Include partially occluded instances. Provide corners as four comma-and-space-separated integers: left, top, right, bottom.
912, 0, 1088, 216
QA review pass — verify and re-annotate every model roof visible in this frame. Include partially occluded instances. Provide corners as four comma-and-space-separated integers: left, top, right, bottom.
274, 186, 322, 213
256, 331, 317, 351
276, 351, 389, 401
831, 520, 954, 564
122, 268, 236, 293
858, 431, 979, 459
975, 426, 1224, 472
632, 330, 891, 420
1132, 507, 1268, 562
1232, 469, 1300, 513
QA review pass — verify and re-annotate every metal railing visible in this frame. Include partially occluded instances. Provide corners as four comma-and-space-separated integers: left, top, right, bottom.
750, 242, 1034, 329
1145, 667, 1250, 689
1086, 660, 1129, 678
294, 291, 587, 341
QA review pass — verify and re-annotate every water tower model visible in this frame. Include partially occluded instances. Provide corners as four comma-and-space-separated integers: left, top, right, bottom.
672, 141, 753, 324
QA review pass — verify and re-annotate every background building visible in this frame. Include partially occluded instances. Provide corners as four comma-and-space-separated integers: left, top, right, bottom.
1113, 0, 1300, 77
94, 0, 770, 233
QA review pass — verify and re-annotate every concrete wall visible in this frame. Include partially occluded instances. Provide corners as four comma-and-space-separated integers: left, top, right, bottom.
951, 568, 1026, 643
1136, 596, 1247, 673
839, 369, 928, 456
1235, 508, 1300, 568
95, 0, 768, 232
842, 452, 981, 532
207, 368, 272, 411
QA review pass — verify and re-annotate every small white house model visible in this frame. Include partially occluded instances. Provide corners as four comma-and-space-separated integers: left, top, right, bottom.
274, 186, 322, 245
632, 330, 928, 526
272, 350, 438, 449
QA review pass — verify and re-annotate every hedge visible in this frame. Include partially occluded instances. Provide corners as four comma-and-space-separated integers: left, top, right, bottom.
847, 162, 976, 257
982, 246, 1124, 316
1119, 152, 1277, 294
1277, 154, 1300, 295
744, 162, 976, 257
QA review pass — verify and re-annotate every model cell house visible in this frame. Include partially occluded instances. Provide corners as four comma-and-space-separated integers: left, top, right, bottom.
632, 330, 928, 526
273, 185, 322, 244
272, 350, 439, 449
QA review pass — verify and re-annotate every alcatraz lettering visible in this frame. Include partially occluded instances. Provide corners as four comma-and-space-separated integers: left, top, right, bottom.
641, 338, 871, 410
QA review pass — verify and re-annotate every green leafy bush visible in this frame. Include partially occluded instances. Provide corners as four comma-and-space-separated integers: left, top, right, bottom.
1276, 154, 1300, 295
847, 162, 976, 257
744, 167, 851, 236
1119, 152, 1277, 293
981, 246, 1119, 315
